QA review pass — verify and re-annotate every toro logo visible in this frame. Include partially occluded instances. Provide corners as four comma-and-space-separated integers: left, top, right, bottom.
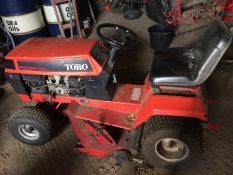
64, 64, 89, 71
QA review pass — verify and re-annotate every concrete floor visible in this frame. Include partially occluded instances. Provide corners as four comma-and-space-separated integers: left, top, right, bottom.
1, 11, 233, 175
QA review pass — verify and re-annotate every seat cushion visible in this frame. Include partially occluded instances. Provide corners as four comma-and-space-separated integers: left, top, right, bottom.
150, 48, 192, 87
150, 21, 232, 87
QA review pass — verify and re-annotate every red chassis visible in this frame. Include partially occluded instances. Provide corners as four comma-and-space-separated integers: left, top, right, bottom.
18, 77, 207, 156
5, 21, 231, 170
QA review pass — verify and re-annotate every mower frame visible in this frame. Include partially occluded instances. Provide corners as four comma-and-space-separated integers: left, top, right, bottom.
18, 76, 207, 156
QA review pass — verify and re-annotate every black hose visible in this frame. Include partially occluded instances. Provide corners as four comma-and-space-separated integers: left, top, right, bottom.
146, 0, 162, 19
0, 22, 15, 48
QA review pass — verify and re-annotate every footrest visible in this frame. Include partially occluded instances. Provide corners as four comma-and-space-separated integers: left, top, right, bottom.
68, 101, 134, 130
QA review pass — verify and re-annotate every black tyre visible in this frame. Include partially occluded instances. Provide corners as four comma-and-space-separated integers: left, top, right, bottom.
8, 106, 52, 146
142, 116, 203, 170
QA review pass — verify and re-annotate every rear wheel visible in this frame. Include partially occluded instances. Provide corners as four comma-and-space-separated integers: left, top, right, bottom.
8, 106, 52, 146
142, 116, 203, 170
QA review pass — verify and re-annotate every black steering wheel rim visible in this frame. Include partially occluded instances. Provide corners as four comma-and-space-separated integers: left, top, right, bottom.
96, 23, 140, 49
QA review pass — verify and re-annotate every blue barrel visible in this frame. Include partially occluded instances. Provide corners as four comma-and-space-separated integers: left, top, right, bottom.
46, 24, 77, 37
0, 0, 39, 16
47, 24, 61, 37
41, 0, 51, 5
41, 0, 77, 37
0, 0, 49, 44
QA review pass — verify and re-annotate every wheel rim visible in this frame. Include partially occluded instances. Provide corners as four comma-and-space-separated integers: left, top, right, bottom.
154, 138, 189, 163
18, 125, 39, 140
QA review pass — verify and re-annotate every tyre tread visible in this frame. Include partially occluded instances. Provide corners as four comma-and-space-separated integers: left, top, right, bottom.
9, 106, 52, 145
142, 115, 203, 169
143, 116, 203, 146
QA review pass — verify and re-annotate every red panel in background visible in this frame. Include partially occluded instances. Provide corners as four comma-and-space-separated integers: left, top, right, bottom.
224, 0, 233, 21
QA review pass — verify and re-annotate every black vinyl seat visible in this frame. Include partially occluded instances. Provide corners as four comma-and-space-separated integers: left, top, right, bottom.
150, 20, 232, 87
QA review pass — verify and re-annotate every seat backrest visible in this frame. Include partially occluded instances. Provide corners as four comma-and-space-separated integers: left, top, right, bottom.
190, 20, 232, 84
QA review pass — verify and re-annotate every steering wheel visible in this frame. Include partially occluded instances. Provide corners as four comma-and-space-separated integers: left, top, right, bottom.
96, 23, 140, 49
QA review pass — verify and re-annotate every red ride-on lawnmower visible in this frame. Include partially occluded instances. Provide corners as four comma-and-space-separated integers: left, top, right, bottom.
5, 20, 231, 170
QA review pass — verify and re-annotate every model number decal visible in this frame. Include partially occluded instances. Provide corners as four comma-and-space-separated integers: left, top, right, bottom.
18, 59, 92, 72
131, 88, 141, 101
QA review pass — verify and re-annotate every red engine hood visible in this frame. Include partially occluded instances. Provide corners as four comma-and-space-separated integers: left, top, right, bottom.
5, 38, 104, 76
7, 38, 98, 60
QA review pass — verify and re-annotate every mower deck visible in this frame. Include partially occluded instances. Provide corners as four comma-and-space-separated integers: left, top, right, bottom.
65, 80, 207, 157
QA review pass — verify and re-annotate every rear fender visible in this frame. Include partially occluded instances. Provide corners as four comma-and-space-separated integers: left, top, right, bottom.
133, 94, 208, 128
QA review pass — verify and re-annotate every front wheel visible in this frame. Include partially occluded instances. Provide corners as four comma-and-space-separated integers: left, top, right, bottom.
142, 116, 203, 170
8, 106, 53, 146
